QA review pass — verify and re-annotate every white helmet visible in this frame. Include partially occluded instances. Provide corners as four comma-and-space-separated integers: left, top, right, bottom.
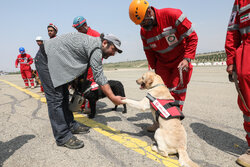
35, 36, 43, 41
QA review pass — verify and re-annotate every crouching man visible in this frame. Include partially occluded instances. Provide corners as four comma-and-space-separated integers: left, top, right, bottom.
35, 32, 124, 149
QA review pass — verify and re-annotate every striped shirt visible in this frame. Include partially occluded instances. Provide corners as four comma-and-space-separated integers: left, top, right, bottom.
44, 32, 107, 88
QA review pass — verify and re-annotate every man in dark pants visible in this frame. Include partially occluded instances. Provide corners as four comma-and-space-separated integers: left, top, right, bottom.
35, 32, 124, 149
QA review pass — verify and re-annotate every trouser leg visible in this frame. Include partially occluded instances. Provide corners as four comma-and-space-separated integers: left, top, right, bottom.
62, 85, 79, 130
24, 70, 34, 87
21, 70, 29, 87
238, 75, 250, 147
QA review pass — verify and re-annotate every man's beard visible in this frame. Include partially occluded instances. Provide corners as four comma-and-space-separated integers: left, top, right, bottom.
102, 52, 109, 59
142, 17, 155, 31
102, 46, 111, 59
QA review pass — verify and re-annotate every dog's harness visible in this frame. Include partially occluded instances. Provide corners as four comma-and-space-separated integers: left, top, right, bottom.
146, 93, 184, 122
83, 82, 99, 94
83, 82, 104, 98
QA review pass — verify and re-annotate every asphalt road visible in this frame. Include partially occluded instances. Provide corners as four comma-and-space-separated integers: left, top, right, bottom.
0, 66, 247, 167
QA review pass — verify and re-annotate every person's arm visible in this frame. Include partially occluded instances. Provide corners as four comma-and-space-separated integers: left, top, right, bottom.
89, 48, 124, 105
173, 10, 198, 70
225, 0, 241, 74
27, 54, 33, 65
15, 56, 19, 68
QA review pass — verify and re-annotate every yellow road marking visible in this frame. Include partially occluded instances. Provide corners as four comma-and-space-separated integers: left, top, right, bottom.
0, 79, 180, 166
74, 114, 180, 166
0, 79, 46, 103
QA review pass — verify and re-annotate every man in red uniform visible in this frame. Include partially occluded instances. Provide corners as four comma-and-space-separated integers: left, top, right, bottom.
129, 0, 198, 131
225, 0, 250, 166
72, 16, 101, 113
72, 16, 100, 82
15, 47, 34, 88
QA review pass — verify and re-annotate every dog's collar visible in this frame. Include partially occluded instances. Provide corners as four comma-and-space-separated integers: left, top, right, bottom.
149, 84, 166, 89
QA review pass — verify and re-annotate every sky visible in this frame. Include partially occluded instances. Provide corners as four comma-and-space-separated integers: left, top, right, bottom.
0, 0, 235, 72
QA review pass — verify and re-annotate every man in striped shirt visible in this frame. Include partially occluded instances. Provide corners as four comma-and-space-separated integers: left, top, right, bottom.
35, 32, 124, 149
129, 0, 198, 132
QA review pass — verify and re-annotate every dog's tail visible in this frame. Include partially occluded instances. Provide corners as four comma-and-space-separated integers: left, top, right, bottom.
178, 149, 199, 167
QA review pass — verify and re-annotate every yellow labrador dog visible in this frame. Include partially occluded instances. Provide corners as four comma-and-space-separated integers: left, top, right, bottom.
122, 71, 199, 167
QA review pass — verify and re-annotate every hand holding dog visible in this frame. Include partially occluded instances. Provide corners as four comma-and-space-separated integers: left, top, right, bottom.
100, 84, 126, 105
111, 96, 126, 105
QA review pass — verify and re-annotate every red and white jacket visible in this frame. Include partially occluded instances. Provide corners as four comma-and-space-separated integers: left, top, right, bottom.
15, 54, 33, 71
141, 7, 198, 69
225, 0, 250, 66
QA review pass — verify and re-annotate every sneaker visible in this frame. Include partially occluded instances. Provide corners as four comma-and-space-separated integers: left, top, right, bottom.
236, 149, 250, 167
62, 136, 84, 149
147, 122, 159, 132
71, 125, 90, 134
23, 86, 28, 89
31, 86, 34, 89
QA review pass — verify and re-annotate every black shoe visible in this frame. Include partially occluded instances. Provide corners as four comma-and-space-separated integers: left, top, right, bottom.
71, 125, 90, 134
62, 136, 84, 149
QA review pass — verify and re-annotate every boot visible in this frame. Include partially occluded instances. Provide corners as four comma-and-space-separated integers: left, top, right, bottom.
61, 136, 84, 149
236, 149, 250, 167
147, 122, 159, 132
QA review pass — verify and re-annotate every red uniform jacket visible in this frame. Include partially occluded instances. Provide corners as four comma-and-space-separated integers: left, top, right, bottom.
86, 27, 100, 81
225, 0, 250, 66
15, 54, 33, 71
87, 27, 100, 37
141, 7, 198, 69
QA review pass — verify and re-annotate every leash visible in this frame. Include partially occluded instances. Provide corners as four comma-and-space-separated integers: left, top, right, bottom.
169, 67, 184, 92
231, 71, 250, 112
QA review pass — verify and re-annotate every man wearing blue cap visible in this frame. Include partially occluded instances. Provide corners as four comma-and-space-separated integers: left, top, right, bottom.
72, 16, 100, 37
35, 32, 124, 149
72, 16, 100, 113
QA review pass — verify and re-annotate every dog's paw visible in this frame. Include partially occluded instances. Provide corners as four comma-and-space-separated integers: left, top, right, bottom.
151, 145, 158, 153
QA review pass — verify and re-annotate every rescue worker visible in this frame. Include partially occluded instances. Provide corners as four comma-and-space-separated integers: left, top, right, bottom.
35, 36, 44, 93
35, 32, 124, 149
15, 47, 35, 89
47, 23, 58, 39
72, 16, 100, 37
72, 16, 100, 113
35, 36, 43, 46
129, 0, 198, 132
225, 0, 250, 166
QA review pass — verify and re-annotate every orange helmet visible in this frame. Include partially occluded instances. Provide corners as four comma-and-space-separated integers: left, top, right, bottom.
129, 0, 149, 25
